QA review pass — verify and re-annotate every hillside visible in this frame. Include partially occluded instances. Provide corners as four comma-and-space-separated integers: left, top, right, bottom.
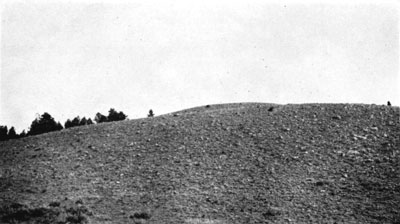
0, 103, 399, 223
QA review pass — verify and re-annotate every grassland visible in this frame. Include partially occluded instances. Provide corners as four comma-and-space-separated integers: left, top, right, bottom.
0, 103, 399, 223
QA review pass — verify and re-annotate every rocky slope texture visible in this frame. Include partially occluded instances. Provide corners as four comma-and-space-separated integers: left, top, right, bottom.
0, 103, 399, 223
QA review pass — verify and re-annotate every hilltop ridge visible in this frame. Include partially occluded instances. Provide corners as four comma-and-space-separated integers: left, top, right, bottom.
0, 103, 399, 223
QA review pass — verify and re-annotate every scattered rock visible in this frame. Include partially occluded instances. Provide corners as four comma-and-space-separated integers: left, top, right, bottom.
263, 206, 283, 217
353, 134, 367, 140
1, 103, 398, 224
347, 150, 360, 155
370, 126, 378, 131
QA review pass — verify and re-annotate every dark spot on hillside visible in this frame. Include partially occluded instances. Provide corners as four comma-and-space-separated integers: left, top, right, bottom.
49, 201, 60, 207
130, 211, 151, 219
263, 207, 283, 217
268, 107, 274, 112
129, 210, 152, 223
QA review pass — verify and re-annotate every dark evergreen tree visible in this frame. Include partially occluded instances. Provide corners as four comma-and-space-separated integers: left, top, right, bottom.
28, 112, 63, 136
107, 108, 127, 122
95, 112, 108, 123
86, 118, 94, 125
71, 116, 81, 127
0, 125, 8, 141
19, 130, 27, 138
118, 111, 127, 120
65, 119, 73, 129
7, 127, 17, 139
107, 108, 118, 121
79, 117, 88, 126
148, 109, 154, 117
56, 122, 63, 130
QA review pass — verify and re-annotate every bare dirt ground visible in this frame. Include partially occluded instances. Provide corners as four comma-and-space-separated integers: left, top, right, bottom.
0, 103, 399, 223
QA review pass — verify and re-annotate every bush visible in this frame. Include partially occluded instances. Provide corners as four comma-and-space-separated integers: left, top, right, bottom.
148, 109, 154, 117
94, 113, 108, 123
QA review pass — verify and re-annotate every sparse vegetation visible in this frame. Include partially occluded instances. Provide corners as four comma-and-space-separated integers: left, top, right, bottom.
1, 107, 127, 139
0, 103, 399, 223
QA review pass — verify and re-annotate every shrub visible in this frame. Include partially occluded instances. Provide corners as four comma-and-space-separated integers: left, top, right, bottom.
148, 109, 154, 117
94, 113, 108, 123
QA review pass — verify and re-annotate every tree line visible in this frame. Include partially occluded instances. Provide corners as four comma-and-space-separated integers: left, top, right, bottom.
0, 108, 129, 141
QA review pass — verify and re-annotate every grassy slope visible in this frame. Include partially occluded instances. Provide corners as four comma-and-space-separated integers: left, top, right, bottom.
0, 103, 399, 223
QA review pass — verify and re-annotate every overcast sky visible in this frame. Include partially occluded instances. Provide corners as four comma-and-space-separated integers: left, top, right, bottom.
1, 1, 399, 132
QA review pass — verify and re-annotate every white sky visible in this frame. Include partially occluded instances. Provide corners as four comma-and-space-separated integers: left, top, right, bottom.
1, 1, 399, 132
